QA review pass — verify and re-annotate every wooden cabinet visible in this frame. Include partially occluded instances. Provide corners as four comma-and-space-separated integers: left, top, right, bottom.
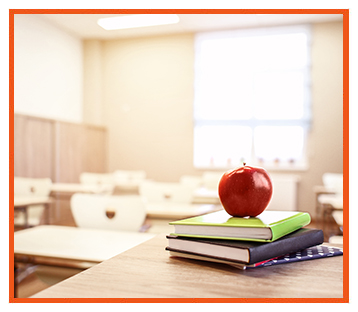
14, 114, 54, 179
13, 114, 107, 226
14, 114, 107, 183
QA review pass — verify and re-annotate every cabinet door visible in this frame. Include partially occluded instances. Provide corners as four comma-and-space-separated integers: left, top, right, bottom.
14, 114, 54, 179
54, 121, 85, 183
83, 125, 107, 173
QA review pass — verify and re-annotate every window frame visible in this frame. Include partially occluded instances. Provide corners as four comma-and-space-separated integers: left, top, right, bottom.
193, 25, 312, 171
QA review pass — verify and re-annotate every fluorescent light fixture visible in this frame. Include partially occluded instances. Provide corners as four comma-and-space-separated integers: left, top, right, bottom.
97, 14, 180, 30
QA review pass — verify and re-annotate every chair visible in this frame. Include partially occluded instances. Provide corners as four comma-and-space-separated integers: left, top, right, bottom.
113, 170, 146, 183
139, 181, 194, 204
79, 172, 115, 185
179, 175, 203, 188
113, 170, 147, 194
14, 177, 52, 227
322, 173, 343, 195
202, 171, 224, 190
318, 173, 343, 237
70, 193, 147, 232
79, 172, 115, 194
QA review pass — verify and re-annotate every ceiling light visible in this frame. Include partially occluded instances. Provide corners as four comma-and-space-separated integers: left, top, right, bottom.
97, 14, 180, 30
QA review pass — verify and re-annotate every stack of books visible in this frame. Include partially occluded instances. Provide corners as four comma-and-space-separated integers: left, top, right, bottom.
165, 210, 343, 269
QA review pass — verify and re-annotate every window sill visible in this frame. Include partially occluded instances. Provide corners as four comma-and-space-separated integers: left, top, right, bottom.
195, 163, 309, 172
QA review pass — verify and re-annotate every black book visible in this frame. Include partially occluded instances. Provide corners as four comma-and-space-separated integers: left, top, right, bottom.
166, 228, 324, 265
168, 245, 343, 270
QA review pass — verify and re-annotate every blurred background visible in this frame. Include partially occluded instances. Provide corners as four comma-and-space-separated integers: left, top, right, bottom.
13, 13, 343, 216
12, 12, 345, 297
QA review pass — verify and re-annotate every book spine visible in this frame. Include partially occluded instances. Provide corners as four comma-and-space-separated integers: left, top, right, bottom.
248, 229, 323, 264
270, 213, 311, 241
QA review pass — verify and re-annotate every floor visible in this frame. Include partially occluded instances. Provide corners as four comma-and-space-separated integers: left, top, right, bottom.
14, 216, 342, 298
16, 271, 52, 298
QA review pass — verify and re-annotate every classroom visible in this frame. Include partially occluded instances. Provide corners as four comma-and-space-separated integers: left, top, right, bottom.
11, 11, 346, 301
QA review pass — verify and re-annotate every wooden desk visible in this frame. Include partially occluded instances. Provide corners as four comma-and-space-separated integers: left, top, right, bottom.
14, 196, 53, 227
31, 234, 343, 299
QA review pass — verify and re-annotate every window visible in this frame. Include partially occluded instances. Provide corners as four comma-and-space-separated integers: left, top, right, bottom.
193, 25, 311, 170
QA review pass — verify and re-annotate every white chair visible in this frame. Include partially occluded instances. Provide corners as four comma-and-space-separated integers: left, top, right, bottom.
79, 172, 115, 185
318, 172, 343, 237
322, 173, 343, 195
179, 175, 203, 188
79, 172, 115, 194
70, 193, 147, 232
113, 170, 147, 184
14, 177, 52, 227
202, 171, 224, 190
139, 181, 194, 204
113, 170, 147, 194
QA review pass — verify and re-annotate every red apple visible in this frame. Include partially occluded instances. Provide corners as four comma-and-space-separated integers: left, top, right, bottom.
218, 163, 273, 217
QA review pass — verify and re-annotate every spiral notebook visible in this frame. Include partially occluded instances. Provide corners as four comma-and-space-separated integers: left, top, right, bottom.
168, 244, 343, 270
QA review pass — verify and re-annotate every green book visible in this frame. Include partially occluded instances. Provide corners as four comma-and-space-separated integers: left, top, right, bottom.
169, 210, 311, 242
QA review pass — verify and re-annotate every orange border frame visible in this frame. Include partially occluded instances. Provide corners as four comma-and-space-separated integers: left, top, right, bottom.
9, 8, 349, 303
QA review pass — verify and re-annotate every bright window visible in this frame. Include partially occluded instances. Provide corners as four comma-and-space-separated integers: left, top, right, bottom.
193, 25, 311, 170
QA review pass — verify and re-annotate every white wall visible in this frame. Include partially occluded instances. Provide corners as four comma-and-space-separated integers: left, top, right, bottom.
83, 40, 104, 126
14, 15, 83, 123
101, 34, 195, 181
93, 22, 343, 216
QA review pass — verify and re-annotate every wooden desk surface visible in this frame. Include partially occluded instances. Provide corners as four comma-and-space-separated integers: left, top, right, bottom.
32, 234, 343, 299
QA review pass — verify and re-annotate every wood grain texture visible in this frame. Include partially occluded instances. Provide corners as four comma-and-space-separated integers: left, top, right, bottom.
14, 114, 54, 179
83, 125, 107, 174
14, 114, 108, 183
54, 121, 85, 183
32, 234, 343, 299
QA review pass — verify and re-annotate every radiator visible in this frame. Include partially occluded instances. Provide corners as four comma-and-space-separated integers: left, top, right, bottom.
267, 174, 300, 211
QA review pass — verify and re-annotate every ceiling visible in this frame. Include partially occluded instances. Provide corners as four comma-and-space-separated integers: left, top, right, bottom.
39, 13, 343, 40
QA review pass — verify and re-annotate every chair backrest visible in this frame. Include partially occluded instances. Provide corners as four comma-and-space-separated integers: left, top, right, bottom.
14, 177, 52, 197
322, 173, 343, 195
14, 177, 52, 226
114, 170, 147, 184
79, 172, 115, 185
179, 175, 203, 188
202, 171, 224, 190
70, 193, 146, 232
139, 181, 194, 204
